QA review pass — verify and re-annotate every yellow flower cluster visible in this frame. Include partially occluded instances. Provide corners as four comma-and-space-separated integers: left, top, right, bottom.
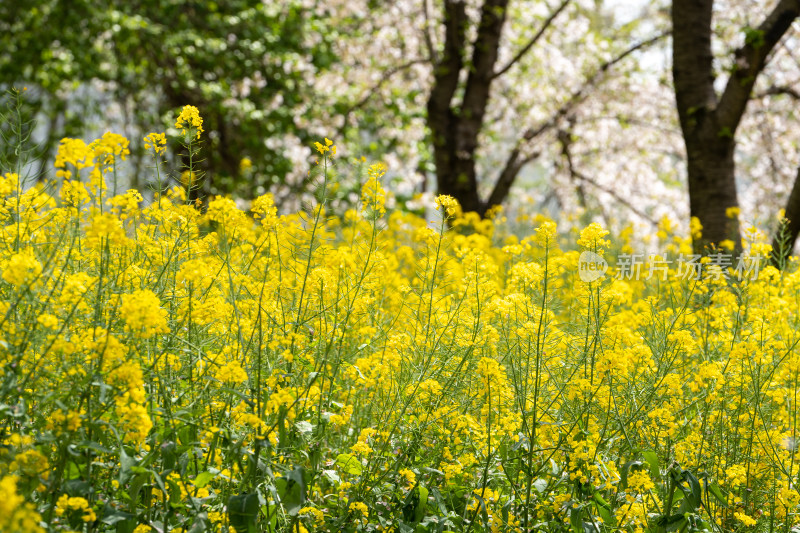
119, 289, 169, 338
349, 501, 369, 518
2, 251, 42, 287
54, 138, 93, 179
215, 361, 248, 384
435, 194, 460, 217
313, 137, 336, 156
361, 162, 387, 217
55, 494, 96, 523
4, 125, 800, 532
0, 476, 43, 533
175, 105, 204, 138
576, 221, 610, 250
92, 131, 130, 166
144, 132, 167, 155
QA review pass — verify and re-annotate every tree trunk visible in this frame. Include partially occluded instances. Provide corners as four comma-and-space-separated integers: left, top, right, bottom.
771, 165, 800, 266
672, 0, 740, 252
427, 0, 508, 215
673, 0, 800, 253
684, 131, 740, 249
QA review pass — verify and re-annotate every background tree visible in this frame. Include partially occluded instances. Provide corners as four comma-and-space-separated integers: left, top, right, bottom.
0, 0, 337, 199
6, 0, 800, 246
672, 0, 800, 251
408, 0, 667, 216
316, 0, 672, 219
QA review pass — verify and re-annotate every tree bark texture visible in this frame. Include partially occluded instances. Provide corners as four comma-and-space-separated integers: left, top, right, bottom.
672, 0, 800, 252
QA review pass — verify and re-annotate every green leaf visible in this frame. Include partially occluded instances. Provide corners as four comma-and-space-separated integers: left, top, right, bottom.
262, 504, 278, 533
65, 460, 82, 480
100, 505, 135, 526
570, 507, 582, 533
657, 513, 687, 532
187, 513, 208, 533
593, 492, 614, 525
276, 467, 305, 515
119, 448, 136, 485
685, 470, 702, 510
227, 493, 259, 533
596, 503, 615, 527
402, 484, 429, 524
707, 481, 728, 507
335, 453, 363, 476
321, 469, 340, 484
619, 460, 643, 491
193, 471, 216, 489
415, 485, 429, 523
642, 450, 660, 480
295, 420, 313, 434
127, 472, 150, 506
672, 469, 702, 511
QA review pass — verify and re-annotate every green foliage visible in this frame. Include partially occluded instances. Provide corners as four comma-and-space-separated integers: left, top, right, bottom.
0, 1, 338, 197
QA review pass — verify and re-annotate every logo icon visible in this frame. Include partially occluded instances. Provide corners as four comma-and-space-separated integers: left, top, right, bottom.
578, 251, 608, 282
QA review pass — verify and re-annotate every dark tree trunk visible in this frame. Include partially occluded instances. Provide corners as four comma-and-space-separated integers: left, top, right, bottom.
427, 0, 508, 215
772, 165, 800, 266
684, 130, 740, 248
672, 0, 800, 253
427, 0, 663, 218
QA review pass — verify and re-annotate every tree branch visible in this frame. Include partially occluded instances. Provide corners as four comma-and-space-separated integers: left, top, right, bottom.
521, 31, 670, 143
717, 0, 800, 132
756, 84, 800, 99
338, 58, 429, 137
458, 0, 509, 154
559, 129, 659, 226
482, 32, 668, 211
492, 0, 571, 79
422, 0, 438, 65
484, 146, 540, 210
772, 164, 800, 266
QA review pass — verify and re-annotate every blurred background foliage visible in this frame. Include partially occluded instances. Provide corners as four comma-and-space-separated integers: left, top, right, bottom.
0, 0, 346, 199
3, 0, 800, 250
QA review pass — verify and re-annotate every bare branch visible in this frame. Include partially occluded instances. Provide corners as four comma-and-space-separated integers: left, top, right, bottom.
492, 0, 571, 80
484, 146, 540, 210
559, 129, 659, 226
717, 0, 800, 132
483, 32, 669, 212
422, 0, 438, 65
337, 59, 429, 138
521, 31, 670, 143
756, 84, 800, 99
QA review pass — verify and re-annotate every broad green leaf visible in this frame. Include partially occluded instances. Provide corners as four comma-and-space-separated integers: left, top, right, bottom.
193, 471, 216, 489
642, 450, 660, 480
415, 485, 429, 523
708, 481, 728, 507
570, 507, 583, 533
276, 467, 306, 515
335, 453, 363, 476
295, 420, 313, 434
227, 493, 259, 533
119, 448, 135, 485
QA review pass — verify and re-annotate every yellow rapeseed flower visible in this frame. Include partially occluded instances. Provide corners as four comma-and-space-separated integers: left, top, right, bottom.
175, 105, 204, 138
361, 163, 387, 217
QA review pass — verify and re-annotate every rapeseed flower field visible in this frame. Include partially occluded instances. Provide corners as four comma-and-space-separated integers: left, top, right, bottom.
2, 105, 800, 532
